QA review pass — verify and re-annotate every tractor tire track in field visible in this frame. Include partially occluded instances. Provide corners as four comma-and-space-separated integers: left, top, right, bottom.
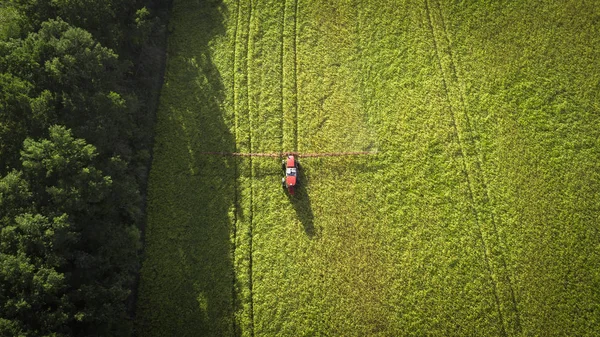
424, 1, 509, 335
281, 0, 298, 153
293, 0, 300, 152
233, 0, 256, 335
280, 0, 286, 154
231, 0, 241, 335
246, 1, 255, 335
432, 1, 522, 333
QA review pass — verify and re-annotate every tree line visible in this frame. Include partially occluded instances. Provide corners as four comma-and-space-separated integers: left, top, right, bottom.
0, 0, 170, 335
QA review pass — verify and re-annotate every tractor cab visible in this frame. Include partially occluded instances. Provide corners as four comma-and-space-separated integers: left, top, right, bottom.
282, 155, 299, 195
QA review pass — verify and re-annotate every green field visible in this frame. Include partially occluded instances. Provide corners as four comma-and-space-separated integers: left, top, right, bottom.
135, 0, 600, 335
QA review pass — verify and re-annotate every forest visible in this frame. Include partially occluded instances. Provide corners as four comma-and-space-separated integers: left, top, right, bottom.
0, 0, 169, 335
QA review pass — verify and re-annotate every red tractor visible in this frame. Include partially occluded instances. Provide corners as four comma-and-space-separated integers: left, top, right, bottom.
281, 155, 299, 195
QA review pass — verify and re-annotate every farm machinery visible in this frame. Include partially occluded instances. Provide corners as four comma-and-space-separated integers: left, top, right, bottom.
281, 155, 299, 195
198, 151, 376, 196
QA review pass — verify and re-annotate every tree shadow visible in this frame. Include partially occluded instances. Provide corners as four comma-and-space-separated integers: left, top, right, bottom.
135, 1, 239, 336
286, 162, 316, 237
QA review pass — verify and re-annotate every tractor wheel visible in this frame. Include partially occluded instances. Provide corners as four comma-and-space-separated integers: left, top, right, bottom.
281, 177, 286, 189
281, 160, 286, 170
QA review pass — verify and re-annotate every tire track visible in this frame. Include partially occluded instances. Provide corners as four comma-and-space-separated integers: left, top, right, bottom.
280, 0, 286, 155
432, 1, 522, 333
424, 1, 508, 335
231, 0, 241, 335
293, 0, 299, 152
245, 0, 255, 335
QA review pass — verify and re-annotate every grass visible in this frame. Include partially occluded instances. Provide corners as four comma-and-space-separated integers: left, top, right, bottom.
136, 0, 600, 335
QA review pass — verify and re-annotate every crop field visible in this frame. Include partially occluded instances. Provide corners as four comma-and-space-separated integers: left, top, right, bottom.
135, 0, 600, 336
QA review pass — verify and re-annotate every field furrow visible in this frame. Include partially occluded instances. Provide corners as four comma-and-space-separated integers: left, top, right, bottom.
424, 1, 508, 333
293, 0, 300, 151
424, 0, 525, 334
425, 0, 507, 326
278, 0, 285, 153
247, 0, 256, 334
230, 1, 240, 335
432, 1, 523, 332
281, 0, 298, 152
232, 0, 255, 334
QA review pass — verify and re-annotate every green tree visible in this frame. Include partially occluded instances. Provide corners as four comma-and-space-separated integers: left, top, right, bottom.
0, 6, 25, 40
21, 125, 112, 213
0, 126, 139, 336
0, 73, 33, 171
0, 18, 132, 158
0, 214, 72, 337
0, 0, 165, 334
8, 0, 142, 49
0, 170, 72, 337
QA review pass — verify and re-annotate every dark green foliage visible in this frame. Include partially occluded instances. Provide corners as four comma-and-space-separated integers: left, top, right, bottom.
0, 213, 71, 337
0, 6, 24, 39
0, 19, 130, 158
0, 0, 169, 336
8, 0, 141, 50
0, 127, 140, 336
20, 125, 111, 215
0, 73, 32, 170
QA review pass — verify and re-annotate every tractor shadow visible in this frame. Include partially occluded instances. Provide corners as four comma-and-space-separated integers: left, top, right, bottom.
286, 163, 316, 237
